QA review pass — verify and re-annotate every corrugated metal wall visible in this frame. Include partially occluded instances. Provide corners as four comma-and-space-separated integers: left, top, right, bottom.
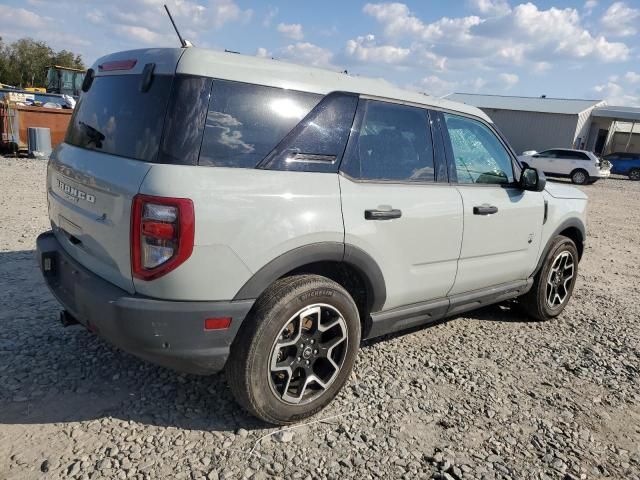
479, 108, 578, 154
574, 108, 594, 149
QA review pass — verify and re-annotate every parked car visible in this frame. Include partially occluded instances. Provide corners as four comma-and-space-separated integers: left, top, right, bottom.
602, 152, 640, 180
37, 47, 588, 425
519, 148, 610, 185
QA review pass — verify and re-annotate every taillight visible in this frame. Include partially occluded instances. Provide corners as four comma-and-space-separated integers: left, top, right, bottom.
131, 194, 194, 280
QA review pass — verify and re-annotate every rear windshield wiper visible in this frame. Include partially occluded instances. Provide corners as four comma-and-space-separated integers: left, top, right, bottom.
79, 121, 105, 148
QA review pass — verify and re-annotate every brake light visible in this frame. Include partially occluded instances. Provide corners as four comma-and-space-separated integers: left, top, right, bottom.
99, 59, 137, 72
131, 194, 194, 280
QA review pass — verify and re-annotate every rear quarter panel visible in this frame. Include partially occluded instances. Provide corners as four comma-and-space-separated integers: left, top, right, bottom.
135, 166, 344, 301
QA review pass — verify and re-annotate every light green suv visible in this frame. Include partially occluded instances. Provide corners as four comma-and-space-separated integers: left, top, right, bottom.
37, 47, 587, 424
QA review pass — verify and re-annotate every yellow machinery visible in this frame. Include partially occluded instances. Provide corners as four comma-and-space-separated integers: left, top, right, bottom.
46, 65, 85, 97
24, 87, 47, 93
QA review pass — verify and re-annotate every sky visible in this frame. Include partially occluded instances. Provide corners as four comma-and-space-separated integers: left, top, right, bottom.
1, 0, 639, 106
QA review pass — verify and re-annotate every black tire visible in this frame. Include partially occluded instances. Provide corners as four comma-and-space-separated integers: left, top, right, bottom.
519, 236, 579, 321
570, 169, 589, 185
629, 169, 640, 181
226, 274, 361, 425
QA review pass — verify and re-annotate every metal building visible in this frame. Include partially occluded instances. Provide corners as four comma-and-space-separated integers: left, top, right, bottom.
446, 93, 605, 154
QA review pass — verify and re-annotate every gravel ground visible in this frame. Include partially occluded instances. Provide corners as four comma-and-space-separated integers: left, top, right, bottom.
1, 156, 639, 480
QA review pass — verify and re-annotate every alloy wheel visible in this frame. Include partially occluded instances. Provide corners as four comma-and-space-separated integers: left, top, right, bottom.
573, 171, 586, 184
268, 304, 348, 405
546, 251, 575, 308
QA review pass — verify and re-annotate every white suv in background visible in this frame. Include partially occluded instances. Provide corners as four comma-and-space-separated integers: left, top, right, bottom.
37, 47, 588, 424
519, 148, 610, 185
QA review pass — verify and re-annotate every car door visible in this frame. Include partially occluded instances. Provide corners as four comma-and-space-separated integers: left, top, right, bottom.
339, 99, 463, 311
530, 150, 558, 174
556, 150, 582, 175
438, 111, 545, 295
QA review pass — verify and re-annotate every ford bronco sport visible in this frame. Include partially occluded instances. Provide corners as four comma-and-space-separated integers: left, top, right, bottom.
37, 47, 587, 424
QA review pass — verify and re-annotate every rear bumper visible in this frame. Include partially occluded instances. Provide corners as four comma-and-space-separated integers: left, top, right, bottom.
36, 231, 254, 375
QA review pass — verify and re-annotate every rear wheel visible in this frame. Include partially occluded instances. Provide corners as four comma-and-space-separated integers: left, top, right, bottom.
570, 169, 589, 185
629, 168, 640, 181
226, 275, 361, 425
520, 236, 578, 321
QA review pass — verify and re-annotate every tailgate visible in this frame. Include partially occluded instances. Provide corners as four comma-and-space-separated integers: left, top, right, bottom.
47, 144, 152, 293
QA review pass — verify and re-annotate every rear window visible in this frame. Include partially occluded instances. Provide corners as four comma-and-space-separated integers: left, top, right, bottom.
66, 74, 173, 162
199, 80, 321, 168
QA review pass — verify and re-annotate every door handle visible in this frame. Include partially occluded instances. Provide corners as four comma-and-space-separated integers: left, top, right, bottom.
364, 209, 402, 220
473, 205, 498, 215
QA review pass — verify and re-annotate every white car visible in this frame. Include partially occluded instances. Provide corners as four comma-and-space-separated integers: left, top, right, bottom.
519, 148, 610, 185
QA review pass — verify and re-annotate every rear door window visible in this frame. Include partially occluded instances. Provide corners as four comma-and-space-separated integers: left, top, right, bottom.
536, 150, 558, 158
199, 80, 321, 168
341, 100, 435, 182
66, 74, 173, 162
261, 93, 358, 172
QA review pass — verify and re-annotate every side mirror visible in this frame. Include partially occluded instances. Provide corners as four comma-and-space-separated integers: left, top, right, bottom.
520, 166, 546, 192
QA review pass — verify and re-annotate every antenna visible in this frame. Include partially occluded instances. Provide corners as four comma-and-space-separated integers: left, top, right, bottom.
164, 4, 191, 48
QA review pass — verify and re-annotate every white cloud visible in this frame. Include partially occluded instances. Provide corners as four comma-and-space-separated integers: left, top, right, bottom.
593, 81, 640, 107
277, 23, 304, 41
499, 72, 519, 88
467, 0, 511, 16
262, 6, 278, 27
86, 10, 105, 24
345, 34, 410, 64
255, 47, 271, 58
593, 70, 640, 106
532, 61, 551, 74
114, 25, 171, 44
601, 2, 640, 37
279, 42, 337, 69
414, 75, 486, 97
0, 4, 47, 29
87, 0, 252, 47
362, 1, 630, 69
584, 0, 598, 14
624, 72, 640, 84
419, 75, 458, 97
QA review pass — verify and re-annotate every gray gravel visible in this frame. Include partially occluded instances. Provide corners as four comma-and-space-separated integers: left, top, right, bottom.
1, 156, 639, 480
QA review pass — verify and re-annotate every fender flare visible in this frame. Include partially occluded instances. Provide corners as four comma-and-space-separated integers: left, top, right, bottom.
233, 242, 387, 312
533, 218, 586, 276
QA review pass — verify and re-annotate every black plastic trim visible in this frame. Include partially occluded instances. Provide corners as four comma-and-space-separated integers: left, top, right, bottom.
233, 242, 387, 313
37, 231, 254, 375
532, 218, 586, 275
446, 278, 533, 317
344, 244, 387, 312
366, 278, 533, 339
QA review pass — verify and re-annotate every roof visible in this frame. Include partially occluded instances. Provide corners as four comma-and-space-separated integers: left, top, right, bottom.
592, 105, 640, 122
444, 93, 605, 115
92, 48, 491, 123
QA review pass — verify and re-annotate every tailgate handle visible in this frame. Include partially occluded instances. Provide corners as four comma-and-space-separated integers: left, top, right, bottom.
473, 205, 498, 215
61, 228, 82, 246
68, 234, 82, 245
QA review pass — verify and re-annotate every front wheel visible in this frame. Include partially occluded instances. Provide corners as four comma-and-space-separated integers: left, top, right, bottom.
226, 275, 361, 425
570, 169, 589, 185
629, 168, 640, 181
519, 236, 579, 321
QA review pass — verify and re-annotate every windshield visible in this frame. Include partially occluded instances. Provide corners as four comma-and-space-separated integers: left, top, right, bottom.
65, 74, 173, 162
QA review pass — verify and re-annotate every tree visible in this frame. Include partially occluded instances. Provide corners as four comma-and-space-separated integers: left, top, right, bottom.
0, 37, 86, 88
